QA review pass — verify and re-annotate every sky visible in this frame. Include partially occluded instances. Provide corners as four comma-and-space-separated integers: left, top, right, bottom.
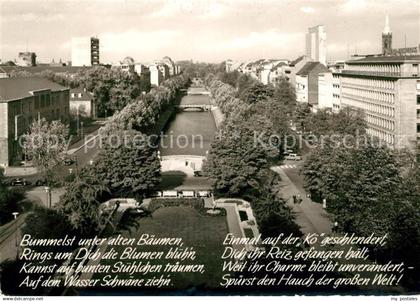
0, 0, 419, 64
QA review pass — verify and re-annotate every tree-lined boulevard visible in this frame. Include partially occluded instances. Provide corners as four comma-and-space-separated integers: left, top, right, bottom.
0, 62, 419, 295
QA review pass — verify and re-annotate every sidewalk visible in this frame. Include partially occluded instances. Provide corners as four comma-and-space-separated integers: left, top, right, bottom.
3, 166, 38, 177
270, 166, 332, 235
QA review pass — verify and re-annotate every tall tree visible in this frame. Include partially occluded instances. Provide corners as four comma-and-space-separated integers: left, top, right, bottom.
303, 137, 402, 235
23, 118, 69, 186
57, 167, 109, 235
93, 130, 161, 197
239, 82, 274, 104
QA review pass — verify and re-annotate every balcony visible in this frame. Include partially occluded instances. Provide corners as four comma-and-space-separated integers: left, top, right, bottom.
341, 70, 418, 78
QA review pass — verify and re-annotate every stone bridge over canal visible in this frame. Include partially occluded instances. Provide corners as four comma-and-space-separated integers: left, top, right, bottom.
175, 104, 212, 112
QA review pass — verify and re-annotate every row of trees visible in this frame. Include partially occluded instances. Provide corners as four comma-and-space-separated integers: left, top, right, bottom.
10, 66, 152, 117
303, 135, 420, 287
57, 75, 189, 235
0, 73, 189, 295
203, 73, 301, 237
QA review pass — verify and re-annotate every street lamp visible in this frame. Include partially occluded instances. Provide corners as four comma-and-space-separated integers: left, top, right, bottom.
12, 212, 19, 259
333, 221, 339, 233
45, 186, 51, 208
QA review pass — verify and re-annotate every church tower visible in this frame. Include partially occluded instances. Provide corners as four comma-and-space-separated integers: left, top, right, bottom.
382, 15, 392, 55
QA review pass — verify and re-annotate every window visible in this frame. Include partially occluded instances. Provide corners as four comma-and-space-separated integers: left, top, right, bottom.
40, 95, 45, 107
46, 94, 50, 106
417, 95, 420, 105
417, 123, 420, 133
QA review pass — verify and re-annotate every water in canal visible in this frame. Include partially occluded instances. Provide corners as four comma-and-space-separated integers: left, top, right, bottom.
159, 90, 217, 157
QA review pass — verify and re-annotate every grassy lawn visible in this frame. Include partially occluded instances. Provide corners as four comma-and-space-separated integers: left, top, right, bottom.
91, 206, 228, 293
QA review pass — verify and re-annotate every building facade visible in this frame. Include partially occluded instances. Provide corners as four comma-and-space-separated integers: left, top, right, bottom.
71, 37, 100, 67
295, 62, 329, 106
70, 87, 95, 118
339, 55, 420, 148
17, 52, 37, 67
306, 25, 327, 65
162, 56, 176, 76
119, 56, 135, 73
318, 71, 334, 109
149, 64, 164, 86
0, 77, 70, 166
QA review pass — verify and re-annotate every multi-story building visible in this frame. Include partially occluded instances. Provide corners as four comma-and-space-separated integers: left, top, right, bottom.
268, 62, 289, 84
17, 52, 36, 67
0, 77, 70, 166
295, 62, 329, 106
119, 56, 135, 73
70, 87, 95, 118
157, 63, 170, 79
149, 64, 164, 86
289, 56, 310, 87
332, 72, 342, 113
306, 25, 327, 65
339, 55, 420, 148
318, 71, 334, 109
134, 64, 150, 76
162, 56, 176, 76
71, 37, 100, 67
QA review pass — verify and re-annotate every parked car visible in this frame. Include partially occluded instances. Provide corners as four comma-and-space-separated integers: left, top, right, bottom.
285, 153, 302, 161
10, 178, 29, 186
282, 149, 294, 155
34, 179, 47, 186
193, 171, 203, 177
63, 157, 75, 166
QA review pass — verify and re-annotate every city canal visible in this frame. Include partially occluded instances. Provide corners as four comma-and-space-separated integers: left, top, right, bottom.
158, 86, 217, 190
159, 88, 217, 157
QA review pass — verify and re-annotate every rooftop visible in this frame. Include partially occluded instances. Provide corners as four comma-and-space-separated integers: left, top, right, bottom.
70, 87, 93, 101
290, 56, 305, 66
346, 55, 420, 64
0, 77, 68, 102
296, 62, 329, 76
0, 65, 91, 74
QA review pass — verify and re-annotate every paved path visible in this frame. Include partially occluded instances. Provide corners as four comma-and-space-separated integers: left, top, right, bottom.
271, 165, 332, 235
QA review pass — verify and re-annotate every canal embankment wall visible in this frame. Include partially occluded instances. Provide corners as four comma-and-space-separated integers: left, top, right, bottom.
207, 92, 225, 129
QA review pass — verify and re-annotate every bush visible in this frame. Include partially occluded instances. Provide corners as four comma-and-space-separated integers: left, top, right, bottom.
22, 206, 78, 251
0, 188, 24, 225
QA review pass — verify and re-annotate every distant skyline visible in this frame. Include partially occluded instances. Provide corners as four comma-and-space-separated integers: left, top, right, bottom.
0, 0, 419, 64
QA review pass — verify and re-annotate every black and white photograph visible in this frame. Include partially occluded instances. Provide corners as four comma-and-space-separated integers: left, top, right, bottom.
0, 0, 419, 299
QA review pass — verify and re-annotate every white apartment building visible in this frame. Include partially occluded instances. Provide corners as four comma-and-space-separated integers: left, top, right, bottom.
338, 55, 420, 148
149, 64, 164, 86
318, 72, 334, 109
